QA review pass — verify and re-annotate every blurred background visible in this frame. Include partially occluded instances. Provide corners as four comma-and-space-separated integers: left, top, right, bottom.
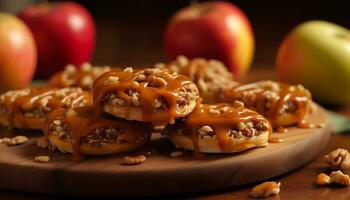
1, 0, 349, 68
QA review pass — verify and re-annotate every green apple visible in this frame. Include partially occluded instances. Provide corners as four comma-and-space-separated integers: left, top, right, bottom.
276, 20, 350, 105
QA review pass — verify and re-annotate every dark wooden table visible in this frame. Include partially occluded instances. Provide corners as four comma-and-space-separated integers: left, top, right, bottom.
1, 69, 349, 200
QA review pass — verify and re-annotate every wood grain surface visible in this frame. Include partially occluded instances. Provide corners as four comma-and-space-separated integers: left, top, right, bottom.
0, 105, 330, 197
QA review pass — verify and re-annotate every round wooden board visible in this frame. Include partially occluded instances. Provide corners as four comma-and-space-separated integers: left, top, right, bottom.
0, 105, 330, 197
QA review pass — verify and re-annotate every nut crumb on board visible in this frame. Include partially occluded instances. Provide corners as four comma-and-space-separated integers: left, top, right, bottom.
316, 173, 331, 185
324, 148, 350, 173
170, 151, 183, 158
6, 136, 28, 146
123, 155, 147, 165
34, 156, 50, 163
330, 170, 350, 186
250, 181, 281, 198
0, 137, 11, 144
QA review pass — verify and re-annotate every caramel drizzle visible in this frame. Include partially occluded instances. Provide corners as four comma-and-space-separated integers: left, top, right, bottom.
44, 106, 151, 160
223, 82, 311, 128
185, 104, 272, 152
1, 87, 92, 128
93, 70, 197, 125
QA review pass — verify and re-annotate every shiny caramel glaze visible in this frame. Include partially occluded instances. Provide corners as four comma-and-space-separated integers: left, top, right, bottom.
44, 106, 152, 160
93, 68, 200, 125
49, 63, 112, 90
0, 87, 92, 129
155, 56, 238, 103
163, 103, 272, 152
222, 81, 312, 128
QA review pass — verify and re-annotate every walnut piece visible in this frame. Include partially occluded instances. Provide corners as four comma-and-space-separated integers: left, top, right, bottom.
170, 151, 183, 158
34, 156, 50, 163
316, 173, 331, 185
123, 155, 147, 165
324, 148, 350, 173
330, 170, 350, 186
250, 181, 281, 198
7, 135, 28, 146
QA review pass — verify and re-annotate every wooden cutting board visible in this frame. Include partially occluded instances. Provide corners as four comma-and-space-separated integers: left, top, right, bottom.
0, 105, 330, 197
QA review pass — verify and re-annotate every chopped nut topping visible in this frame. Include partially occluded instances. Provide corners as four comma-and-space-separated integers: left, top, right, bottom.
135, 73, 146, 82
296, 84, 305, 90
84, 127, 125, 147
123, 155, 147, 165
330, 170, 350, 186
131, 92, 140, 106
149, 77, 167, 88
154, 62, 166, 69
34, 156, 50, 163
316, 173, 331, 185
176, 55, 189, 67
198, 125, 214, 137
81, 62, 92, 72
124, 67, 133, 73
170, 151, 183, 158
104, 76, 119, 85
81, 76, 93, 86
237, 122, 246, 131
7, 135, 28, 146
64, 64, 76, 74
66, 109, 78, 117
250, 181, 281, 198
36, 137, 49, 149
209, 108, 220, 115
233, 100, 245, 108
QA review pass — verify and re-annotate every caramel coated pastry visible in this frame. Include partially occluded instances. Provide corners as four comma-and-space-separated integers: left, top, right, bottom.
222, 81, 312, 127
93, 68, 200, 125
49, 63, 112, 91
155, 55, 238, 103
163, 103, 271, 153
44, 106, 152, 159
0, 87, 92, 129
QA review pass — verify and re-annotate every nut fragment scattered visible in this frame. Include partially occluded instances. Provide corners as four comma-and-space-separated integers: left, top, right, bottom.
316, 173, 331, 185
34, 156, 50, 163
330, 170, 350, 186
123, 155, 147, 165
324, 148, 350, 171
7, 135, 28, 146
170, 151, 183, 158
36, 137, 49, 149
250, 181, 281, 198
0, 137, 10, 144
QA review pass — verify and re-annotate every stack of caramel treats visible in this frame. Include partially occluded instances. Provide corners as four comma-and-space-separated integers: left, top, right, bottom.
0, 57, 315, 160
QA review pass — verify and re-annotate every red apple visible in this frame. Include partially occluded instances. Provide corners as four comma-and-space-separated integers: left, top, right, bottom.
164, 1, 254, 80
0, 13, 36, 92
19, 2, 95, 78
